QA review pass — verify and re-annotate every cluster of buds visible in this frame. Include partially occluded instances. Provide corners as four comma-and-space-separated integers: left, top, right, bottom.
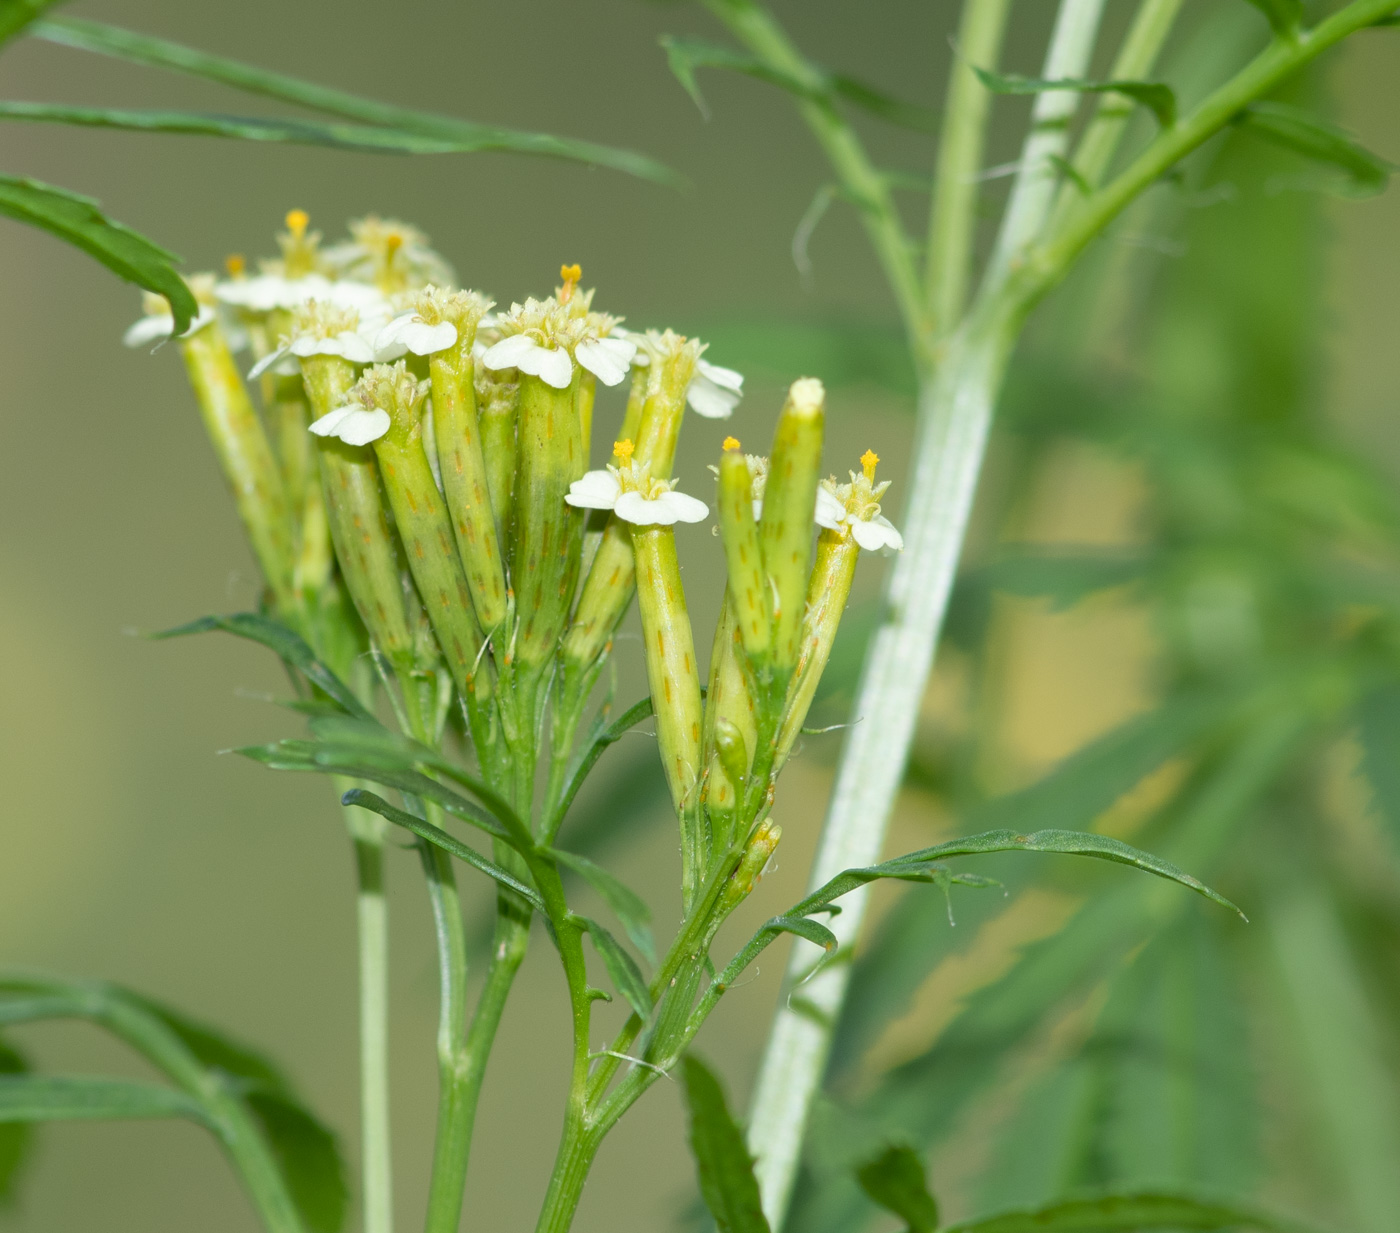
125, 210, 901, 913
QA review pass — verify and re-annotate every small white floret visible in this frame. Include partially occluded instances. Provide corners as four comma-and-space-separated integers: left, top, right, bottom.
615, 488, 710, 527
575, 337, 638, 387
122, 306, 215, 349
375, 313, 458, 357
851, 515, 903, 553
687, 359, 744, 419
814, 486, 847, 531
481, 334, 574, 389
308, 404, 391, 447
565, 469, 623, 510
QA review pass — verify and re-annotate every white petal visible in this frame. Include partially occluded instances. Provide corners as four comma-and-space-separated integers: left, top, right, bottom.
471, 339, 487, 362
752, 498, 764, 522
851, 514, 903, 553
248, 343, 293, 379
532, 345, 575, 389
402, 319, 457, 355
564, 470, 622, 510
658, 490, 710, 523
481, 333, 542, 371
696, 358, 744, 393
814, 486, 847, 531
330, 331, 376, 363
614, 489, 709, 526
575, 338, 634, 387
686, 372, 740, 419
309, 405, 390, 446
123, 315, 174, 348
325, 280, 388, 314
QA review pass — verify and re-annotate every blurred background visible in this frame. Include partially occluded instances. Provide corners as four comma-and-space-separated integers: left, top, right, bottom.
0, 1, 1398, 1231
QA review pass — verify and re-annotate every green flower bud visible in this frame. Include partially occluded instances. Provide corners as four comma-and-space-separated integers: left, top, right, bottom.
417, 288, 509, 635
701, 603, 758, 852
355, 363, 488, 701
175, 285, 295, 611
475, 365, 519, 541
715, 819, 782, 918
716, 438, 770, 664
759, 378, 825, 676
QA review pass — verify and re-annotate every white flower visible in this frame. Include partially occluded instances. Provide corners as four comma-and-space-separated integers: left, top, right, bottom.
565, 469, 622, 510
248, 314, 404, 379
815, 483, 903, 553
615, 488, 709, 526
687, 358, 744, 419
215, 273, 335, 313
480, 333, 573, 389
375, 312, 458, 357
575, 336, 638, 386
122, 305, 215, 348
308, 403, 391, 447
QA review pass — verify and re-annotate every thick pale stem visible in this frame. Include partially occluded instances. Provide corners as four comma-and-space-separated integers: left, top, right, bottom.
353, 834, 393, 1233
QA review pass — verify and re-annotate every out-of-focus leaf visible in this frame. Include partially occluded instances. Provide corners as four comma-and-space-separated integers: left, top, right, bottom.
1355, 683, 1400, 856
660, 34, 936, 132
245, 1091, 348, 1233
154, 613, 372, 720
855, 1144, 939, 1233
944, 1191, 1314, 1233
680, 1055, 771, 1233
1240, 0, 1304, 36
0, 1075, 207, 1124
0, 0, 63, 46
30, 17, 678, 185
970, 65, 1176, 129
582, 918, 653, 1019
1237, 102, 1393, 198
968, 546, 1153, 611
551, 849, 654, 964
0, 175, 196, 332
342, 789, 544, 911
133, 995, 290, 1096
0, 1039, 31, 1205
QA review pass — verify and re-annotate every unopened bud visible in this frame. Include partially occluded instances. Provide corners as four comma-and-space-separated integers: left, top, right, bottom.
475, 365, 518, 539
701, 604, 758, 856
716, 820, 782, 917
717, 442, 770, 664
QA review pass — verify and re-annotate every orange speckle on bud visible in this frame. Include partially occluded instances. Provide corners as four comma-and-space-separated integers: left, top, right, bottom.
224, 253, 247, 278
861, 449, 879, 481
722, 436, 741, 451
559, 262, 582, 303
284, 209, 309, 238
613, 438, 635, 461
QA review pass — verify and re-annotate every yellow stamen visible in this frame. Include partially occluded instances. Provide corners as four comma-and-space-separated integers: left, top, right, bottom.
614, 438, 635, 462
861, 449, 879, 481
224, 253, 247, 278
284, 209, 309, 239
722, 436, 741, 451
385, 232, 404, 258
559, 262, 582, 303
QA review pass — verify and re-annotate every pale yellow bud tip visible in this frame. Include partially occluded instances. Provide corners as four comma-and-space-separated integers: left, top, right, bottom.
722, 436, 741, 451
861, 449, 879, 480
788, 376, 825, 416
284, 209, 309, 238
224, 253, 246, 278
614, 438, 635, 461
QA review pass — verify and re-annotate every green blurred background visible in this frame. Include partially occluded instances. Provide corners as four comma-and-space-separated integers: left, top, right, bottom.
0, 1, 1397, 1231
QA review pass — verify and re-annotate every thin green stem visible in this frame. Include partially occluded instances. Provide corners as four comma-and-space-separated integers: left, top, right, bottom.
353, 834, 393, 1233
924, 0, 1012, 333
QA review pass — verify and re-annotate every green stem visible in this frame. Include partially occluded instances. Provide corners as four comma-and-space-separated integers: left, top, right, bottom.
352, 834, 393, 1233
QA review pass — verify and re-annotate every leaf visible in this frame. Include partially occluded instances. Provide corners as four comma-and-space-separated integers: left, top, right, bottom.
30, 16, 679, 186
1357, 683, 1400, 855
680, 1055, 771, 1233
548, 696, 654, 834
0, 0, 63, 47
856, 1144, 939, 1233
245, 1091, 348, 1233
0, 100, 535, 155
1240, 0, 1304, 37
0, 1075, 207, 1124
943, 1191, 1314, 1233
0, 1038, 31, 1206
970, 65, 1176, 129
969, 546, 1153, 611
1237, 101, 1393, 198
716, 914, 839, 994
551, 849, 654, 964
343, 789, 545, 911
659, 34, 937, 133
0, 175, 196, 333
153, 612, 373, 720
581, 918, 653, 1019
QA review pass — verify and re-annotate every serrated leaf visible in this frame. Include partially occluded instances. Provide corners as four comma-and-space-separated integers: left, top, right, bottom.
971, 65, 1176, 129
0, 175, 196, 332
343, 789, 544, 910
0, 1038, 31, 1206
944, 1191, 1314, 1233
0, 1075, 208, 1124
245, 1091, 348, 1233
680, 1055, 771, 1233
582, 918, 653, 1019
856, 1144, 939, 1233
659, 34, 936, 133
154, 612, 372, 719
1240, 0, 1304, 36
1237, 101, 1393, 198
551, 849, 654, 964
30, 16, 678, 185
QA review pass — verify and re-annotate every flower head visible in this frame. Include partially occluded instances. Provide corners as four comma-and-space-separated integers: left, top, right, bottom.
309, 360, 427, 447
618, 328, 743, 418
481, 291, 637, 390
123, 287, 215, 348
565, 438, 708, 526
814, 449, 903, 553
248, 297, 403, 379
322, 215, 455, 296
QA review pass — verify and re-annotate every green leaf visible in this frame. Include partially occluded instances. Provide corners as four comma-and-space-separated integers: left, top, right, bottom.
342, 790, 544, 911
943, 1191, 1314, 1233
0, 0, 63, 47
551, 849, 654, 964
0, 1038, 32, 1206
0, 175, 196, 332
680, 1055, 771, 1233
1237, 101, 1393, 198
0, 100, 531, 155
549, 697, 655, 834
30, 16, 678, 186
0, 1075, 207, 1124
856, 1145, 939, 1233
970, 65, 1176, 129
581, 918, 653, 1019
1240, 0, 1304, 37
1357, 683, 1400, 855
245, 1091, 348, 1233
659, 34, 937, 133
154, 613, 372, 720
